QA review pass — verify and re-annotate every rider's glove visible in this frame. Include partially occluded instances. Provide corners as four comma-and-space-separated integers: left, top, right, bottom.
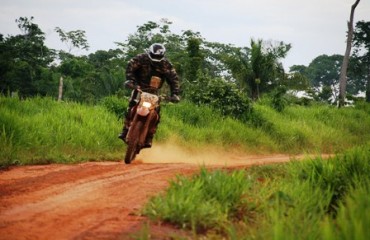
124, 80, 140, 90
170, 94, 180, 103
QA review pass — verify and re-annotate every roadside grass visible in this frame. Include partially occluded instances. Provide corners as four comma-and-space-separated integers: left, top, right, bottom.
321, 181, 370, 240
251, 103, 369, 153
159, 101, 277, 153
143, 168, 252, 233
142, 145, 370, 239
0, 96, 123, 167
160, 100, 370, 154
1, 95, 370, 167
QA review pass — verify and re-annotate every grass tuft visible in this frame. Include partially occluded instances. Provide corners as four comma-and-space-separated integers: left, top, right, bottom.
143, 168, 252, 233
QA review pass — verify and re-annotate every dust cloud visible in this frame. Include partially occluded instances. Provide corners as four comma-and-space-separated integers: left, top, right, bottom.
137, 143, 228, 165
136, 142, 298, 166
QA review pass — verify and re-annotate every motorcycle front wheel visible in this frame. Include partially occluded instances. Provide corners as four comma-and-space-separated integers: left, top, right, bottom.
124, 120, 143, 164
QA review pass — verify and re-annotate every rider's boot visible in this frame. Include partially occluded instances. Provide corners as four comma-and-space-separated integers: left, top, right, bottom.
118, 111, 131, 143
144, 113, 159, 148
118, 128, 128, 142
144, 134, 153, 148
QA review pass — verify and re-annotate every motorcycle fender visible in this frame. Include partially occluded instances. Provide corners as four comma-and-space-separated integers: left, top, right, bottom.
126, 113, 143, 143
126, 114, 137, 142
139, 111, 157, 144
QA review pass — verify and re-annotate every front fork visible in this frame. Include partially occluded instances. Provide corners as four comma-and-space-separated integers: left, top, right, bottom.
127, 110, 158, 147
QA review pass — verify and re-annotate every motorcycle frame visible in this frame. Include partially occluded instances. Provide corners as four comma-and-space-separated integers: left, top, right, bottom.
126, 91, 160, 148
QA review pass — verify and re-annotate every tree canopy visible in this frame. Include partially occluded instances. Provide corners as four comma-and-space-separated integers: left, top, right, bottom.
1, 17, 369, 109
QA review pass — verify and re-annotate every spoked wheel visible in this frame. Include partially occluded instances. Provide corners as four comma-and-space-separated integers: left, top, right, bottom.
124, 121, 143, 164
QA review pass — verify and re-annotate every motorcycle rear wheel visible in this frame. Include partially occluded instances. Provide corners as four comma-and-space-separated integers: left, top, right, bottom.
124, 121, 143, 164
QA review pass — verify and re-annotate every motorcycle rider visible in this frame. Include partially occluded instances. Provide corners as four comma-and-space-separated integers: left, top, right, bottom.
118, 43, 180, 147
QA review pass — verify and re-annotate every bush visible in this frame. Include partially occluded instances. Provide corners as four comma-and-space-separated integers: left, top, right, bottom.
270, 85, 288, 112
99, 95, 128, 119
184, 73, 253, 121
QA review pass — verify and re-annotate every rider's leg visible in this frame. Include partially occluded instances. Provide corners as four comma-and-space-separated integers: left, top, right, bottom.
118, 94, 138, 142
118, 111, 131, 142
144, 107, 160, 147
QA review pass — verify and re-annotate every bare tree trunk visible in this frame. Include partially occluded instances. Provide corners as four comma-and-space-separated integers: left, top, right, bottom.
58, 76, 63, 102
338, 0, 361, 108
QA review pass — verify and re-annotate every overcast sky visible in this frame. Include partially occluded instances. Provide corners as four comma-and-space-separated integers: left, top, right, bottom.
1, 0, 369, 69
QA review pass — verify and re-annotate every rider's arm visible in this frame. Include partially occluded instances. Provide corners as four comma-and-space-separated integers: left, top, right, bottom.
164, 61, 180, 100
125, 56, 140, 89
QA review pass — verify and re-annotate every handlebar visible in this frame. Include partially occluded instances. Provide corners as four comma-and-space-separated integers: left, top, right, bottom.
132, 87, 180, 103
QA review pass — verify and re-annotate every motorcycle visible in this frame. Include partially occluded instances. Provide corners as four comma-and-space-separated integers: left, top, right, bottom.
124, 88, 160, 164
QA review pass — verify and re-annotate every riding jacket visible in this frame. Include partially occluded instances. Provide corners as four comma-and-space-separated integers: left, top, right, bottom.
125, 53, 180, 96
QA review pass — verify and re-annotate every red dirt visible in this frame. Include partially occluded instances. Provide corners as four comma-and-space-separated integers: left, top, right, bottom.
0, 144, 325, 239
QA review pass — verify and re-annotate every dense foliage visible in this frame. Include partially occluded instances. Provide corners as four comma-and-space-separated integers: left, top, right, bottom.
1, 17, 369, 111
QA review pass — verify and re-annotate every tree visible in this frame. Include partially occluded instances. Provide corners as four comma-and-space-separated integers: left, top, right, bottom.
205, 39, 291, 100
185, 37, 204, 81
288, 65, 312, 94
203, 41, 250, 83
306, 54, 343, 102
55, 27, 90, 101
0, 17, 55, 97
247, 39, 291, 100
55, 27, 89, 53
338, 0, 361, 107
116, 19, 191, 78
352, 20, 370, 102
116, 19, 169, 62
283, 72, 310, 91
87, 49, 125, 97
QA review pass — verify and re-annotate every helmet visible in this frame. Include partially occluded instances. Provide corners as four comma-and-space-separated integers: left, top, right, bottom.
147, 43, 166, 62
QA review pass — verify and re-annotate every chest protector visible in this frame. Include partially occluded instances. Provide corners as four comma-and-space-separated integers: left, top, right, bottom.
150, 76, 162, 89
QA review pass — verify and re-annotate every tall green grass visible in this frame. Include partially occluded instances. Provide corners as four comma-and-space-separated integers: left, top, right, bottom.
0, 96, 123, 166
142, 145, 370, 239
251, 146, 370, 240
160, 100, 370, 154
1, 95, 370, 167
158, 101, 277, 152
322, 182, 370, 240
251, 103, 370, 153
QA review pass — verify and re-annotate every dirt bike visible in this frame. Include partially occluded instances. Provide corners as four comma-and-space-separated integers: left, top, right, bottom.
124, 89, 160, 164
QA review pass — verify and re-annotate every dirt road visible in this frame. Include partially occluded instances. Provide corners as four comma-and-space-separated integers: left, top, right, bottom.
0, 144, 319, 239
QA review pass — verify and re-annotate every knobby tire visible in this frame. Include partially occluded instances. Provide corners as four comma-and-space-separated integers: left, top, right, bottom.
124, 121, 143, 164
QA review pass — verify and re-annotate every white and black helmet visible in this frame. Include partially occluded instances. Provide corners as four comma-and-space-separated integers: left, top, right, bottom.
147, 43, 166, 62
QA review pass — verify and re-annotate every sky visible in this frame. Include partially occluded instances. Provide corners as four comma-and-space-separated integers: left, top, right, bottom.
1, 0, 370, 69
